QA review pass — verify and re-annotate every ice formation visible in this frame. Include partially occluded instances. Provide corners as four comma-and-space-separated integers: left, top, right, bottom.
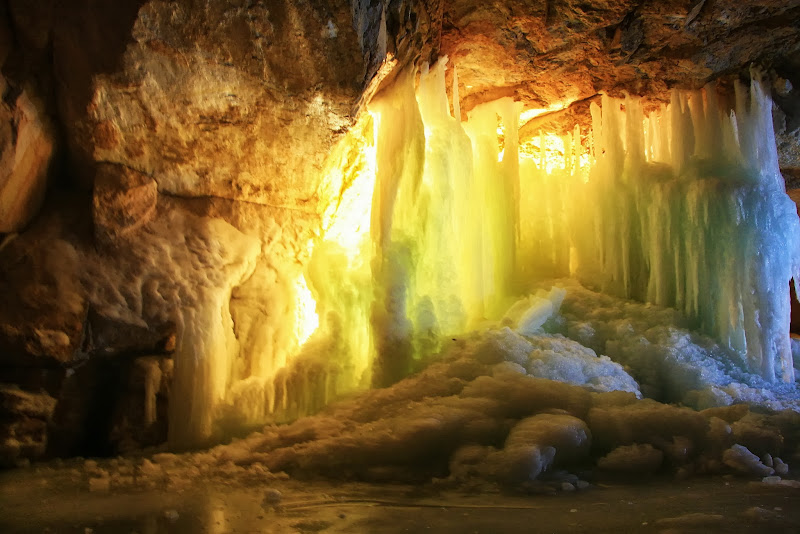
80, 209, 261, 448
150, 59, 799, 446
79, 340, 798, 489
307, 58, 799, 393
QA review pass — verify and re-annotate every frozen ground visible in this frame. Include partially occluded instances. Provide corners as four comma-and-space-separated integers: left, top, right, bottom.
1, 465, 800, 534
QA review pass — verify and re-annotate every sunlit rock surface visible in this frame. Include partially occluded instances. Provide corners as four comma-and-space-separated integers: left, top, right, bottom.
52, 0, 363, 207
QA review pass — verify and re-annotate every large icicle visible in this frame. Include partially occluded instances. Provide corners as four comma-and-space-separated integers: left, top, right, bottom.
168, 217, 260, 448
564, 79, 800, 382
353, 62, 799, 385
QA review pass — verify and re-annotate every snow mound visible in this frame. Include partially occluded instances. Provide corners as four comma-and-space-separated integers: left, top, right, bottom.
553, 279, 800, 411
141, 336, 799, 489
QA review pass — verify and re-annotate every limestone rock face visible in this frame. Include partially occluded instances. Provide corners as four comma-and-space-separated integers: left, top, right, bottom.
57, 0, 363, 210
93, 163, 158, 245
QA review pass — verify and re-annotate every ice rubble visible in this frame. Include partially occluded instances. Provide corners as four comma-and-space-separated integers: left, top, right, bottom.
56, 281, 800, 488
553, 279, 800, 411
67, 311, 800, 490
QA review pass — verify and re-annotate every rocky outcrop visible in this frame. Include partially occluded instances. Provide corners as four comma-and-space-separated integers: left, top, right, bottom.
8, 0, 800, 201
55, 0, 363, 210
0, 385, 57, 467
0, 77, 55, 233
441, 0, 800, 114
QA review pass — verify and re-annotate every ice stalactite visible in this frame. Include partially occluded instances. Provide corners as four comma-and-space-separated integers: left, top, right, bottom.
340, 60, 798, 386
567, 77, 800, 383
366, 60, 527, 368
167, 218, 260, 449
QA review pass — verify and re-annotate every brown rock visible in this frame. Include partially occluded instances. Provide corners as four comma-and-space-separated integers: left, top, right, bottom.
55, 0, 364, 212
0, 207, 87, 367
0, 384, 57, 466
440, 0, 800, 115
0, 78, 55, 232
92, 163, 158, 245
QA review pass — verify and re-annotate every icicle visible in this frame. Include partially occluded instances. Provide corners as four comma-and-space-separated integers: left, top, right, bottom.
199, 61, 800, 440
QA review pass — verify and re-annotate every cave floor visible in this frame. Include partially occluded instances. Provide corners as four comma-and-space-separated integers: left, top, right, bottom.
2, 466, 799, 533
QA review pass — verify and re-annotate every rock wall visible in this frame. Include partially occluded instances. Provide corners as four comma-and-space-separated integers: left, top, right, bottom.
0, 1, 57, 233
0, 0, 366, 463
442, 0, 800, 112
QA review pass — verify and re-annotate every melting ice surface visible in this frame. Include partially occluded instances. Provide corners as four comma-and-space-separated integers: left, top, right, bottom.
170, 59, 800, 447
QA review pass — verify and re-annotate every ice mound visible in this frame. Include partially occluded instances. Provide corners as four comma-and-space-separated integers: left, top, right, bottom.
449, 414, 590, 484
135, 280, 795, 489
467, 326, 640, 395
553, 279, 800, 411
126, 347, 798, 490
61, 290, 800, 491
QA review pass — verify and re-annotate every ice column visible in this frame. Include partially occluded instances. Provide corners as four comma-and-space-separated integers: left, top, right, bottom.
168, 218, 260, 448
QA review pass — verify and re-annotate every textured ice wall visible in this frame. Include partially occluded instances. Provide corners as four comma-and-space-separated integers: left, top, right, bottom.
81, 209, 261, 448
570, 81, 800, 383
166, 61, 799, 441
351, 60, 800, 385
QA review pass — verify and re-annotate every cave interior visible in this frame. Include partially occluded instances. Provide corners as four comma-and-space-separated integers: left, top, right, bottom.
2, 0, 800, 531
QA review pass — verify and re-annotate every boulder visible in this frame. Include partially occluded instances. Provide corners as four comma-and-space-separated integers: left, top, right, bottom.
0, 384, 57, 466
